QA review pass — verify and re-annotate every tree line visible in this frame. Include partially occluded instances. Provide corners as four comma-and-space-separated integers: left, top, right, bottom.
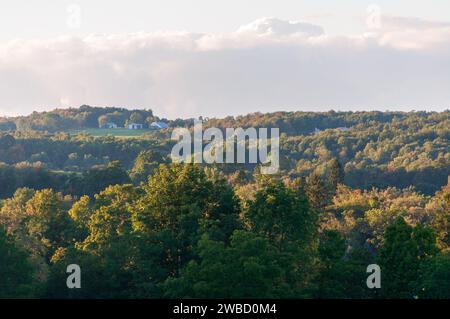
0, 109, 449, 197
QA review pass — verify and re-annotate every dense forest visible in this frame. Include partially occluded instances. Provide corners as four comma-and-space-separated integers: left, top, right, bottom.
0, 106, 449, 298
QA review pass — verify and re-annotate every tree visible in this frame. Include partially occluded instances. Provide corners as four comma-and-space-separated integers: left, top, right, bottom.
228, 169, 249, 186
82, 161, 131, 196
68, 184, 163, 298
315, 230, 374, 298
243, 177, 318, 294
133, 164, 241, 277
244, 177, 317, 248
46, 247, 108, 298
129, 112, 144, 124
25, 189, 75, 261
79, 184, 141, 252
0, 188, 35, 240
426, 180, 450, 250
130, 150, 163, 184
97, 114, 109, 128
163, 231, 294, 298
415, 253, 450, 299
378, 217, 437, 298
328, 157, 345, 193
0, 226, 35, 298
306, 172, 330, 211
0, 134, 15, 149
318, 230, 346, 265
68, 195, 92, 241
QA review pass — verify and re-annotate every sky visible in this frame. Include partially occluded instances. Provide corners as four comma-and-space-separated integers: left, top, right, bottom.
1, 0, 450, 118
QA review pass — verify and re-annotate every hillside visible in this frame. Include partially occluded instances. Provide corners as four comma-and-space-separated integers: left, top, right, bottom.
0, 107, 449, 197
1, 106, 450, 299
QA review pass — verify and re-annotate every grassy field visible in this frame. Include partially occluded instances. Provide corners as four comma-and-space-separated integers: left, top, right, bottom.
69, 128, 151, 137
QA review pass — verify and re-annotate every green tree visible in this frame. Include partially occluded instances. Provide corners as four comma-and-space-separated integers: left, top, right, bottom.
163, 231, 294, 298
46, 247, 108, 298
0, 134, 15, 149
328, 157, 345, 193
129, 112, 144, 124
25, 189, 75, 261
415, 253, 450, 299
426, 181, 450, 250
244, 177, 317, 248
70, 184, 162, 297
68, 195, 92, 241
130, 150, 163, 184
379, 217, 437, 298
243, 177, 318, 294
0, 188, 35, 241
133, 164, 241, 277
306, 172, 330, 211
82, 160, 131, 196
0, 226, 35, 298
315, 230, 373, 298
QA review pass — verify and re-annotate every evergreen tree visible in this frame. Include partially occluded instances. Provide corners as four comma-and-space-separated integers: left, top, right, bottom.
306, 172, 330, 211
328, 157, 345, 193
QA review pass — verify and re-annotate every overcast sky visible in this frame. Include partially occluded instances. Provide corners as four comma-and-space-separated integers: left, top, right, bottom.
1, 0, 450, 118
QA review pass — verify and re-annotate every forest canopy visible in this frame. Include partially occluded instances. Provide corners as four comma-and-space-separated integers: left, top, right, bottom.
0, 106, 449, 298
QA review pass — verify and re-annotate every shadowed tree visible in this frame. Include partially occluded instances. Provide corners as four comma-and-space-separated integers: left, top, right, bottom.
328, 157, 345, 194
0, 226, 35, 298
379, 217, 437, 298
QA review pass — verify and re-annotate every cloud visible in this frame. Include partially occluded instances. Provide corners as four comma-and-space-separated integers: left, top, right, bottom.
0, 17, 449, 118
237, 17, 324, 36
382, 16, 450, 31
374, 16, 450, 50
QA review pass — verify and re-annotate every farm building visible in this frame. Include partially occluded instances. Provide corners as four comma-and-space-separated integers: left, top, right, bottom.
100, 122, 118, 129
128, 123, 144, 130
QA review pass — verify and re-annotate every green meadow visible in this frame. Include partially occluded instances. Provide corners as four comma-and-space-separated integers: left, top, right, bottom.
70, 128, 151, 137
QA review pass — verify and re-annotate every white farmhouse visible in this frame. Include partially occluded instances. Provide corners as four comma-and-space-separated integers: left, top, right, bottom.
100, 122, 118, 129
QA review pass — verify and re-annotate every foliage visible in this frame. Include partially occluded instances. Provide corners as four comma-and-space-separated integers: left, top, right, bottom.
0, 226, 35, 298
0, 106, 449, 299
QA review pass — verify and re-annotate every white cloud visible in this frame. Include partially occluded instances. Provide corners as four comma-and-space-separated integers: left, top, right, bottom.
237, 17, 324, 36
373, 16, 450, 50
0, 17, 449, 118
